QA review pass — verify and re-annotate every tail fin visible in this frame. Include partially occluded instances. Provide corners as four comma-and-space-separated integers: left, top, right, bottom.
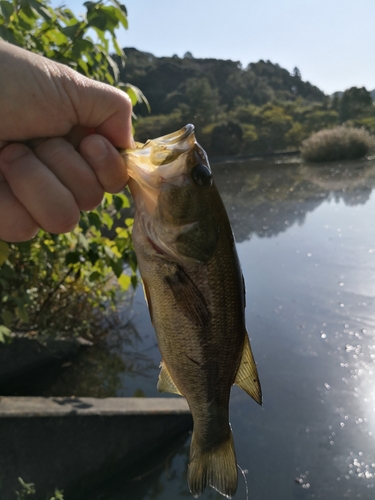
187, 430, 237, 498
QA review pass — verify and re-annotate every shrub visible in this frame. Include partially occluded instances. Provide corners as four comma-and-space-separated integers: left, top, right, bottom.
300, 126, 374, 162
0, 0, 144, 341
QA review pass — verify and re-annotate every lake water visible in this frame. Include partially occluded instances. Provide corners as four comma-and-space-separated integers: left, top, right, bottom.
50, 156, 375, 499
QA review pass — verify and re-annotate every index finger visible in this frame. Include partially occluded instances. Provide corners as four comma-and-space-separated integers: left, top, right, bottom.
65, 75, 134, 149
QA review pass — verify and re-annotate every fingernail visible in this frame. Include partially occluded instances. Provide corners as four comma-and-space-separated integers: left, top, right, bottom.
1, 144, 29, 163
130, 137, 136, 149
85, 138, 108, 160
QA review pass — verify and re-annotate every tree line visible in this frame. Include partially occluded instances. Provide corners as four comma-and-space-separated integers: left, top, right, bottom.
119, 48, 375, 157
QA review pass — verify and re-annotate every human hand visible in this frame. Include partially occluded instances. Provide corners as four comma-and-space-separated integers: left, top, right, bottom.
0, 41, 134, 242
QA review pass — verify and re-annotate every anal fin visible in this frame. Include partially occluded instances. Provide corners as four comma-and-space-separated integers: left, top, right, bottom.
234, 334, 262, 405
157, 361, 182, 396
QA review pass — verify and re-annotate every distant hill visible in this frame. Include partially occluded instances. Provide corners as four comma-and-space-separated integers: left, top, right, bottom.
332, 90, 375, 101
118, 49, 375, 157
119, 48, 326, 116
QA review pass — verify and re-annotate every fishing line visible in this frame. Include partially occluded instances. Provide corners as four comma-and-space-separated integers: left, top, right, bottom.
237, 464, 249, 500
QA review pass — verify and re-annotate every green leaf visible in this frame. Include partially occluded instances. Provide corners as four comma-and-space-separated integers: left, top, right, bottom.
109, 0, 128, 19
125, 86, 137, 106
113, 193, 125, 210
0, 325, 11, 343
114, 237, 127, 254
0, 25, 19, 45
17, 477, 36, 494
86, 5, 119, 33
15, 306, 29, 323
89, 271, 101, 282
110, 258, 123, 277
112, 37, 124, 58
60, 21, 83, 40
77, 58, 89, 75
108, 0, 128, 29
102, 212, 114, 229
0, 240, 9, 266
0, 1, 14, 23
65, 251, 80, 265
104, 193, 113, 206
88, 211, 102, 229
1, 310, 13, 328
78, 233, 89, 251
50, 489, 65, 500
118, 273, 131, 290
71, 38, 94, 60
119, 83, 151, 112
87, 248, 100, 265
131, 274, 138, 288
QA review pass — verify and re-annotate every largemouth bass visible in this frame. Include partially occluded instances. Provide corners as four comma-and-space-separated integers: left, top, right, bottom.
123, 124, 261, 498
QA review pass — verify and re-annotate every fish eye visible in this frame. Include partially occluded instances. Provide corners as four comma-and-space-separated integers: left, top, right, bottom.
191, 164, 212, 186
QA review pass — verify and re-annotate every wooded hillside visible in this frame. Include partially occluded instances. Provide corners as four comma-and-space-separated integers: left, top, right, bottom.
119, 48, 375, 157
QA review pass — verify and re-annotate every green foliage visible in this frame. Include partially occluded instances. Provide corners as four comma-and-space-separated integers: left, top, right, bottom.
300, 126, 375, 162
180, 77, 222, 131
15, 477, 63, 499
132, 110, 186, 143
122, 49, 375, 158
121, 49, 325, 117
0, 0, 129, 85
1, 194, 137, 339
339, 87, 373, 122
0, 0, 143, 340
15, 478, 36, 499
210, 121, 243, 156
0, 325, 12, 343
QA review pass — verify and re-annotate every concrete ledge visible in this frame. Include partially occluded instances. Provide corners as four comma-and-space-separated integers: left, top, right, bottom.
0, 396, 190, 416
0, 397, 192, 500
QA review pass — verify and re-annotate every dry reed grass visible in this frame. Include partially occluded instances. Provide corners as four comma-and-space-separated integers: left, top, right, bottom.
300, 126, 374, 162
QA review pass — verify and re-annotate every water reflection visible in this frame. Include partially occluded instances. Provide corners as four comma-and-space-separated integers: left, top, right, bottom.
123, 157, 375, 499
44, 313, 157, 398
213, 158, 375, 242
19, 157, 375, 499
71, 435, 191, 500
43, 339, 154, 398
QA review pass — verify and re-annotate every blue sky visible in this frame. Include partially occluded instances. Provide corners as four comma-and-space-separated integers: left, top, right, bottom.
53, 0, 375, 95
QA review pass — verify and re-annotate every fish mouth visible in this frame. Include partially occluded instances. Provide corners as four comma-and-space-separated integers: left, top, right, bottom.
124, 123, 196, 181
123, 124, 198, 214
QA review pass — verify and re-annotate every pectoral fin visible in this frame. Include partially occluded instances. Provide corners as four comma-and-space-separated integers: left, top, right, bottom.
157, 361, 182, 396
165, 265, 210, 328
235, 334, 262, 405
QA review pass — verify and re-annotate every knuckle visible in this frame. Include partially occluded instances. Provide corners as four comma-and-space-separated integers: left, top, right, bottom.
0, 144, 32, 173
35, 138, 70, 167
